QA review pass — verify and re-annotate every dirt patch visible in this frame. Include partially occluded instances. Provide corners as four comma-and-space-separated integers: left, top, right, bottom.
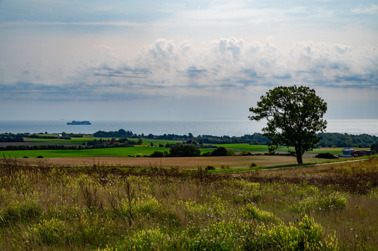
17, 155, 316, 169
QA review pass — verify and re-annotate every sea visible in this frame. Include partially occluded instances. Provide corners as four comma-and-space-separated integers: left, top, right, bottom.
0, 119, 377, 137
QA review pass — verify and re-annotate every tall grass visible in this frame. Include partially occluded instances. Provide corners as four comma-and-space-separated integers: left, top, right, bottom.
0, 157, 376, 250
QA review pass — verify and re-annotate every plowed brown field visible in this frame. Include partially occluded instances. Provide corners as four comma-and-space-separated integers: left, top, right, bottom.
17, 154, 318, 169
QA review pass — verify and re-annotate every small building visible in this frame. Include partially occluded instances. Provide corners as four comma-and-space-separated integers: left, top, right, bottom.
340, 148, 354, 157
342, 148, 354, 155
352, 151, 371, 157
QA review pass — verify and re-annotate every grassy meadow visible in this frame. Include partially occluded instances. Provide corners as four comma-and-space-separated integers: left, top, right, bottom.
0, 157, 376, 250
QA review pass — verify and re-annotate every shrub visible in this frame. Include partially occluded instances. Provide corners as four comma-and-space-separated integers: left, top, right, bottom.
36, 155, 44, 158
371, 142, 378, 153
120, 228, 171, 250
211, 147, 228, 156
239, 151, 252, 156
246, 215, 338, 250
169, 145, 201, 157
243, 203, 281, 224
150, 151, 164, 157
292, 192, 347, 212
206, 166, 215, 171
315, 153, 338, 159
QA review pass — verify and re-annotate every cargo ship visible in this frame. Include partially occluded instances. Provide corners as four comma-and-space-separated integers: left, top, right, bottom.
67, 120, 91, 125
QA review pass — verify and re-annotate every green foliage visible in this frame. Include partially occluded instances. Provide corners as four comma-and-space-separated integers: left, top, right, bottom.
0, 202, 42, 228
209, 146, 235, 156
0, 133, 25, 142
292, 192, 347, 213
150, 150, 164, 157
246, 215, 338, 250
371, 142, 378, 153
211, 146, 229, 156
243, 203, 281, 224
249, 85, 327, 164
93, 129, 134, 138
206, 165, 215, 171
169, 144, 201, 157
317, 133, 377, 148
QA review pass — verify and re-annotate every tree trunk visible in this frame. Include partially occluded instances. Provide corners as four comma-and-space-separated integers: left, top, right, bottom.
295, 146, 303, 164
296, 154, 303, 164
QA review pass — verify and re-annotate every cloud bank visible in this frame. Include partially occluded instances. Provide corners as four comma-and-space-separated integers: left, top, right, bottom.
2, 38, 376, 102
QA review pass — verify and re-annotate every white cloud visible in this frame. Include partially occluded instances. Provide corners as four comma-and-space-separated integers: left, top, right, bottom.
352, 5, 378, 14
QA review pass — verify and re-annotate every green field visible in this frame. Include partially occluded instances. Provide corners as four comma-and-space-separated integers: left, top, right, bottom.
3, 145, 370, 159
2, 136, 371, 159
2, 146, 169, 158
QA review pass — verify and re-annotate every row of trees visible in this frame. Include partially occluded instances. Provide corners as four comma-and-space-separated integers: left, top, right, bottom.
0, 133, 25, 142
84, 138, 142, 147
0, 145, 84, 151
93, 129, 134, 138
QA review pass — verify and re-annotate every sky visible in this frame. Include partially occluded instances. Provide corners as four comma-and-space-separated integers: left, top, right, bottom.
0, 0, 377, 121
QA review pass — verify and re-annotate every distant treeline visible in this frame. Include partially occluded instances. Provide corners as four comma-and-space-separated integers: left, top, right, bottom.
316, 133, 377, 148
0, 143, 140, 151
0, 131, 377, 149
0, 145, 84, 151
93, 129, 134, 138
139, 132, 377, 148
133, 132, 377, 148
0, 133, 25, 142
0, 133, 84, 142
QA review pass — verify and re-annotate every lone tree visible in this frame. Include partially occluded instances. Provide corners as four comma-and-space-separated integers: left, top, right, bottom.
249, 85, 327, 164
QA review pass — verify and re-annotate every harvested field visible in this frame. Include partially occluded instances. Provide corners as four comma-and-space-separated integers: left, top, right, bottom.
16, 154, 319, 169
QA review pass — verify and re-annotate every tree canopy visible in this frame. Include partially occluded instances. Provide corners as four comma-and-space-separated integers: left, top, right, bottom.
249, 85, 327, 164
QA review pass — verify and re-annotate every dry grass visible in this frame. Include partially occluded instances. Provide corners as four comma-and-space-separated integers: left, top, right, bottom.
0, 157, 376, 250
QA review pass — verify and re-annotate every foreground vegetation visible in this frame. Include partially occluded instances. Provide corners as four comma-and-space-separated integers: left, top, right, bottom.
0, 157, 376, 250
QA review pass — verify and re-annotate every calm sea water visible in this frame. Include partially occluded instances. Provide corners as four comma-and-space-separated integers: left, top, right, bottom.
0, 119, 377, 136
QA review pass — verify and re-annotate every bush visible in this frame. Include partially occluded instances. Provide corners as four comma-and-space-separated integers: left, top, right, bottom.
211, 147, 235, 156
150, 151, 164, 157
206, 166, 215, 171
202, 152, 212, 156
246, 215, 338, 250
243, 203, 281, 224
211, 147, 228, 156
169, 145, 201, 157
292, 192, 347, 212
239, 151, 252, 156
371, 142, 378, 153
315, 153, 338, 159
